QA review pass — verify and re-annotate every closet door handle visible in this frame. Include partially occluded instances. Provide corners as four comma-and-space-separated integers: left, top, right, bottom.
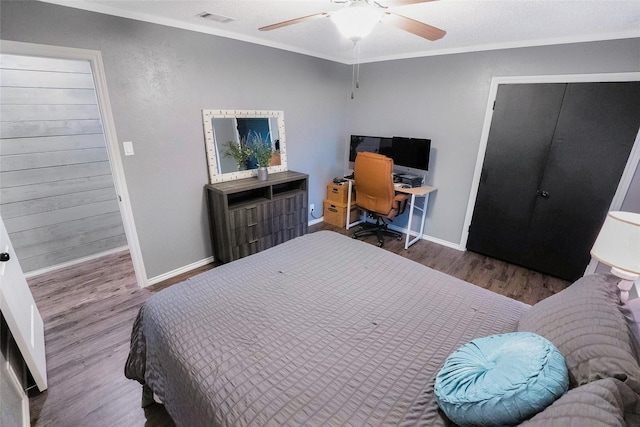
537, 190, 550, 199
0, 252, 9, 262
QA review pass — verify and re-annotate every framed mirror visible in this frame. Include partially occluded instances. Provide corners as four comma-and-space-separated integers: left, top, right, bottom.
202, 109, 287, 183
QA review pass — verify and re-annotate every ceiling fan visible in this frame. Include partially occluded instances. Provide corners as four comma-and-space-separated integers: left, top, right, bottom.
259, 0, 446, 42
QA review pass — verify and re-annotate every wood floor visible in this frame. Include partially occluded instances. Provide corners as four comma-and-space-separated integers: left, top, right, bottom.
27, 224, 570, 426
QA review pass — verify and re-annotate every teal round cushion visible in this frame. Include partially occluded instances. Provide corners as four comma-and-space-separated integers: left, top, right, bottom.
435, 332, 568, 426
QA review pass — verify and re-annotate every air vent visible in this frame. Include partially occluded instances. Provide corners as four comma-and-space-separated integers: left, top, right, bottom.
197, 11, 236, 24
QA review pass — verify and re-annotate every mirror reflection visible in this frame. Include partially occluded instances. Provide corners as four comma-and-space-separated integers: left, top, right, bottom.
202, 110, 287, 183
214, 117, 281, 173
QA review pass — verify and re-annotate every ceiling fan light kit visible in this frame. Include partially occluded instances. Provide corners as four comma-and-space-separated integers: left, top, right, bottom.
330, 6, 383, 41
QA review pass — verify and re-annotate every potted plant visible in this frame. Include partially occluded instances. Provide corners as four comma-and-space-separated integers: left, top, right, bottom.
223, 137, 251, 171
248, 132, 274, 181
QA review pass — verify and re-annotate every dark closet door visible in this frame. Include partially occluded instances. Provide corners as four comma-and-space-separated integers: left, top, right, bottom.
468, 81, 640, 281
466, 84, 566, 265
524, 82, 640, 280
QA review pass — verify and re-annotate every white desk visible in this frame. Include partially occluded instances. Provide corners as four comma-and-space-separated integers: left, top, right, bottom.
345, 180, 436, 249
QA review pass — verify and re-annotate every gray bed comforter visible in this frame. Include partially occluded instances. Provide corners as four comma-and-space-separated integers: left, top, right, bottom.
126, 231, 529, 426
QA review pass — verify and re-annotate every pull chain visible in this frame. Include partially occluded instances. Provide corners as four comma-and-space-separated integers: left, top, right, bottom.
351, 40, 357, 99
355, 41, 361, 89
351, 39, 361, 100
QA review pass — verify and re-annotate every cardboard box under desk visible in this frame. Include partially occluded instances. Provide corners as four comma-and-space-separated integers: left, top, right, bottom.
323, 199, 360, 227
326, 183, 356, 205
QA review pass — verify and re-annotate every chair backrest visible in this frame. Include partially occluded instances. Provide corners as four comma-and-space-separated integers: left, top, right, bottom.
354, 152, 396, 216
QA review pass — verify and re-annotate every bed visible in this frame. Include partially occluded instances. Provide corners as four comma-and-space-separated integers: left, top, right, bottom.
126, 231, 640, 426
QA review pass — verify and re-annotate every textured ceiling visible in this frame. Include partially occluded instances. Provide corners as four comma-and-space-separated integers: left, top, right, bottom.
44, 0, 640, 64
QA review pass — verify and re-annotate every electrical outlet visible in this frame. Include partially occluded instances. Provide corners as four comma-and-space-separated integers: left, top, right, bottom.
310, 204, 315, 212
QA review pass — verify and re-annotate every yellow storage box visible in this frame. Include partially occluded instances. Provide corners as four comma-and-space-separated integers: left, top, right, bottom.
326, 183, 356, 205
323, 199, 359, 227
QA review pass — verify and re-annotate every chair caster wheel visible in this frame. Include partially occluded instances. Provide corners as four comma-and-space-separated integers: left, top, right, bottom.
377, 242, 383, 247
352, 235, 357, 239
396, 236, 402, 241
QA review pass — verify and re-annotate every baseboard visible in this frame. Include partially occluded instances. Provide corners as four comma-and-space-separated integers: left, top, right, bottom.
421, 234, 465, 251
25, 246, 129, 278
382, 223, 465, 251
308, 217, 324, 226
146, 256, 215, 287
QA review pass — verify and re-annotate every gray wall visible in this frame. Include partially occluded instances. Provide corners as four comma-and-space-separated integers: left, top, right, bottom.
348, 40, 640, 245
2, 1, 638, 280
0, 1, 350, 279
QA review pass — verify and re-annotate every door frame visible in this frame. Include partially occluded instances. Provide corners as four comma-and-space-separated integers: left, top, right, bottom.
1, 40, 148, 287
462, 72, 640, 276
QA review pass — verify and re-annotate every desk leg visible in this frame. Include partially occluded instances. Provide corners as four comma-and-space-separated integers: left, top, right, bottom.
405, 193, 429, 249
417, 193, 429, 240
405, 194, 417, 249
345, 180, 363, 230
345, 180, 352, 230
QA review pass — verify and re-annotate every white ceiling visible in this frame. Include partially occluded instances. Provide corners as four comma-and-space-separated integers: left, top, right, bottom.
43, 0, 640, 64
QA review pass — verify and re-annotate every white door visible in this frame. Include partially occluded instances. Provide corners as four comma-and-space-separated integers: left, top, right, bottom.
0, 216, 47, 391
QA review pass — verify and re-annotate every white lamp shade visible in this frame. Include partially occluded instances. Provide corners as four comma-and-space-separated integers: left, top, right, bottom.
331, 7, 382, 40
590, 211, 640, 274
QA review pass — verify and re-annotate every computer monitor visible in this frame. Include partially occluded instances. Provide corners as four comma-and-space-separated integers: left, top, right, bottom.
349, 135, 431, 171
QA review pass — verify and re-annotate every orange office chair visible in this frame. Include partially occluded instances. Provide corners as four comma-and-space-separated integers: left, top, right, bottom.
352, 152, 409, 247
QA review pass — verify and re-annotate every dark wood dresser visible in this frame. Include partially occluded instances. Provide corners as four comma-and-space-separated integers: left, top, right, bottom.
205, 171, 308, 263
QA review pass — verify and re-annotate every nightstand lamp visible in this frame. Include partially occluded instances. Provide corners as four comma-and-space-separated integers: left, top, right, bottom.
590, 211, 640, 303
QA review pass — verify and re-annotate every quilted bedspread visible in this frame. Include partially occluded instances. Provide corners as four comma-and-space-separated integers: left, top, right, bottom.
126, 231, 529, 426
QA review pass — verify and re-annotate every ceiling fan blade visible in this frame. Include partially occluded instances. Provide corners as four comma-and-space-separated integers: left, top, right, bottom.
382, 12, 446, 41
259, 13, 329, 31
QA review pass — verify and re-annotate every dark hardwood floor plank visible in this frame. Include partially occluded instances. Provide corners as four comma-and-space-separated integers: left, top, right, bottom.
27, 224, 570, 426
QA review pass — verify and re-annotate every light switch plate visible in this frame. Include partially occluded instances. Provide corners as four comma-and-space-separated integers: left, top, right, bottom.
123, 141, 135, 156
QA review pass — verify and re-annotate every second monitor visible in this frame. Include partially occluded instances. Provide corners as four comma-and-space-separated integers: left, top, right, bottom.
348, 135, 431, 171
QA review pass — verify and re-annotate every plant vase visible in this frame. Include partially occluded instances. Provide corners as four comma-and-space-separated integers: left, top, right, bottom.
257, 166, 268, 181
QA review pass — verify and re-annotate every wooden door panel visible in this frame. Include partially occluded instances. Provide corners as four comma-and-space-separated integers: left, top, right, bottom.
0, 217, 47, 391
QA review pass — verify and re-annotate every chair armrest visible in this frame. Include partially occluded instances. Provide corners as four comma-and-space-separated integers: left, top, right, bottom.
393, 194, 409, 216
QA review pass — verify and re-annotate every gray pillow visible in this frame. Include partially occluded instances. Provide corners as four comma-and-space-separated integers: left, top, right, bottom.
518, 274, 640, 392
521, 377, 640, 426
